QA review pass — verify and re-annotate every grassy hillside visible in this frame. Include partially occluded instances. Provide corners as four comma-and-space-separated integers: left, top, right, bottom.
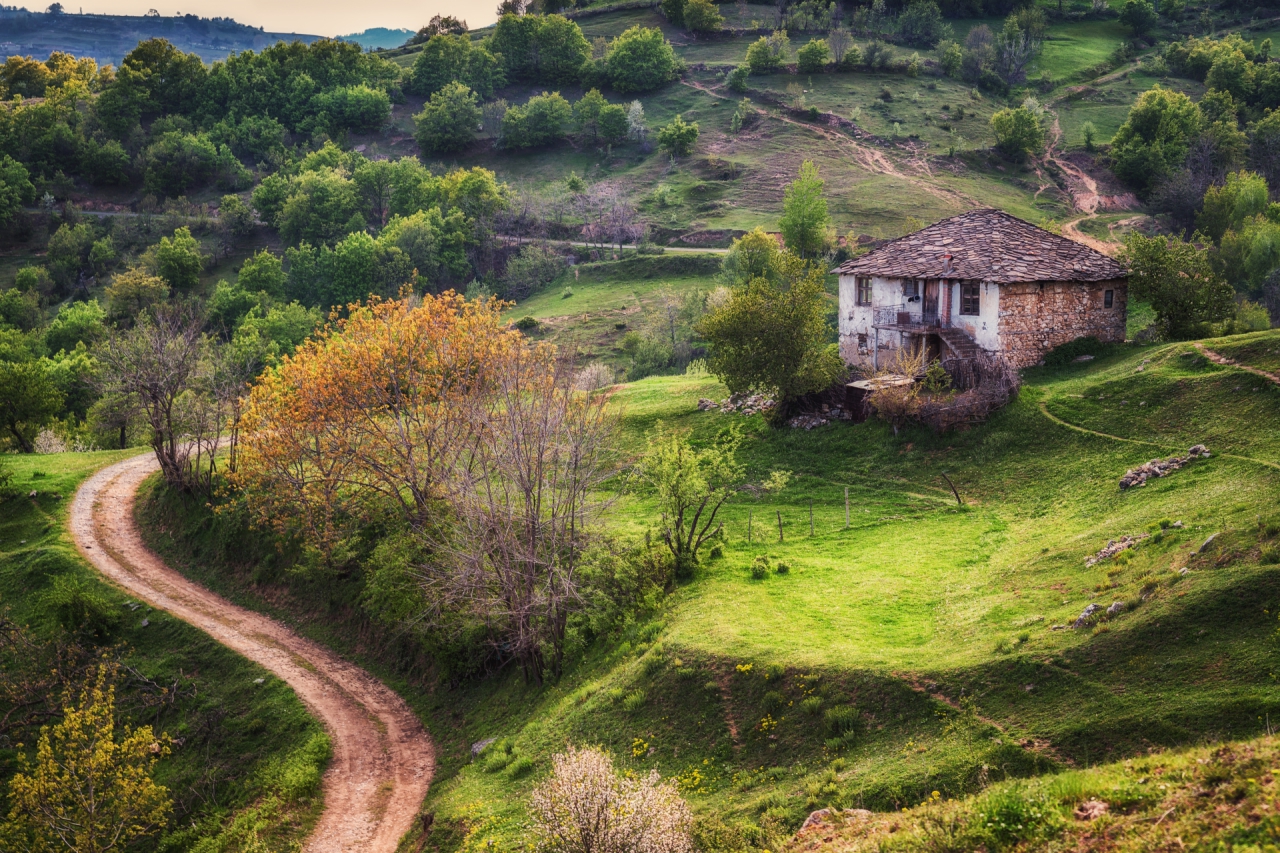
0, 452, 329, 852
137, 329, 1280, 852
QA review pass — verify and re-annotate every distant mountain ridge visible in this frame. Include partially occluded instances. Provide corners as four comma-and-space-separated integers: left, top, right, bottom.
338, 27, 414, 50
0, 6, 322, 66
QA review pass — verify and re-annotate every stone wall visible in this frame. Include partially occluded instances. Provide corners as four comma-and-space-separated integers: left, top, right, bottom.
997, 278, 1127, 367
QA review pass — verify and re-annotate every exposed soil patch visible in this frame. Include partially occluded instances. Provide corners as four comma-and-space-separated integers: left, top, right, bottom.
69, 453, 435, 853
1195, 342, 1280, 386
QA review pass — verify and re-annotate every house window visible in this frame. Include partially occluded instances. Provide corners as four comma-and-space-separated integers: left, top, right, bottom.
902, 279, 919, 299
857, 333, 868, 354
960, 282, 980, 315
1104, 289, 1114, 308
856, 277, 873, 306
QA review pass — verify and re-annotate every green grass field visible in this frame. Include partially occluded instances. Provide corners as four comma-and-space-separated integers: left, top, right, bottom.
135, 329, 1280, 852
0, 452, 329, 852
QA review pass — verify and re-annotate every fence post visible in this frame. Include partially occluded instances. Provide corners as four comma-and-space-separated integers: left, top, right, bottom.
777, 510, 783, 543
844, 486, 850, 529
748, 511, 752, 545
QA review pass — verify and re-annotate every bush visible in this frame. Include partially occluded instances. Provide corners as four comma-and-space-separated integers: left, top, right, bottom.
762, 690, 786, 711
501, 243, 564, 300
969, 785, 1064, 851
801, 696, 823, 715
898, 0, 951, 48
657, 114, 699, 157
750, 555, 770, 579
990, 106, 1043, 160
797, 39, 832, 74
774, 561, 790, 574
726, 65, 749, 92
607, 26, 680, 93
502, 91, 573, 148
622, 689, 647, 712
312, 84, 391, 134
514, 315, 540, 332
415, 81, 481, 155
683, 0, 723, 33
745, 32, 788, 74
506, 756, 535, 778
823, 705, 859, 736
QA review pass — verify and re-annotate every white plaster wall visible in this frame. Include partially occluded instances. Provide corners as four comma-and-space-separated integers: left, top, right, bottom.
948, 280, 1001, 352
838, 275, 918, 363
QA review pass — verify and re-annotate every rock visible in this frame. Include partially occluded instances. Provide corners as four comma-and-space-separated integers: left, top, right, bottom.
798, 808, 873, 834
1172, 520, 1184, 528
471, 738, 497, 758
1050, 624, 1067, 630
253, 677, 265, 684
787, 413, 830, 430
1072, 354, 1094, 362
140, 618, 150, 628
1106, 601, 1125, 617
1086, 535, 1143, 567
28, 490, 37, 498
1119, 445, 1210, 490
696, 398, 718, 411
1198, 533, 1219, 554
1074, 799, 1109, 820
1072, 603, 1101, 630
1179, 567, 1190, 575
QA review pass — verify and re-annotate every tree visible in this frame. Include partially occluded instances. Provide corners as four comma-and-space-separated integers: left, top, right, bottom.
531, 747, 694, 853
897, 0, 951, 48
46, 299, 106, 354
46, 223, 95, 292
104, 268, 169, 325
827, 27, 854, 67
990, 106, 1043, 160
219, 194, 256, 239
502, 92, 573, 148
0, 155, 35, 228
660, 0, 686, 25
3, 664, 171, 853
994, 14, 1041, 85
98, 304, 211, 488
1196, 170, 1269, 244
657, 114, 699, 157
153, 226, 203, 291
407, 35, 504, 100
698, 253, 843, 420
141, 132, 219, 198
0, 358, 62, 452
779, 160, 830, 258
1119, 233, 1235, 339
745, 32, 788, 74
1111, 87, 1203, 194
1120, 0, 1159, 37
415, 82, 482, 155
237, 249, 287, 300
683, 0, 724, 34
606, 26, 680, 93
797, 38, 832, 73
311, 84, 391, 135
410, 13, 468, 44
636, 424, 744, 578
572, 88, 608, 142
721, 226, 783, 286
598, 104, 629, 144
535, 15, 592, 85
278, 169, 365, 246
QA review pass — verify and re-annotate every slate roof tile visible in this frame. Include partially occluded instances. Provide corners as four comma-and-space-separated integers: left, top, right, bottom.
832, 209, 1127, 283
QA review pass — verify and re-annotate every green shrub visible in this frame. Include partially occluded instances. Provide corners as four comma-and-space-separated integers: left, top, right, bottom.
704, 679, 720, 693
622, 689, 647, 712
1262, 544, 1280, 565
727, 65, 749, 92
561, 286, 574, 299
994, 637, 1013, 654
969, 784, 1065, 851
801, 696, 823, 715
762, 690, 786, 711
750, 555, 770, 579
764, 662, 785, 680
642, 650, 666, 675
708, 544, 724, 559
514, 315, 539, 331
483, 748, 515, 773
775, 561, 790, 574
823, 705, 859, 736
604, 686, 628, 703
43, 574, 119, 637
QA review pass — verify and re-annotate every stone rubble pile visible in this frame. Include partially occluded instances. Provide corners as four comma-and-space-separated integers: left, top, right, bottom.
1118, 445, 1210, 490
719, 393, 776, 415
1085, 534, 1143, 567
1072, 603, 1102, 629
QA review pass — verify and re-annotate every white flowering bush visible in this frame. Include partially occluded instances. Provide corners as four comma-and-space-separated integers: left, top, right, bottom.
531, 746, 693, 853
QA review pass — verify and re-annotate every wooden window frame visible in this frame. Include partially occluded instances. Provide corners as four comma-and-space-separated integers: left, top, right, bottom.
959, 281, 980, 316
1104, 289, 1114, 309
856, 277, 873, 306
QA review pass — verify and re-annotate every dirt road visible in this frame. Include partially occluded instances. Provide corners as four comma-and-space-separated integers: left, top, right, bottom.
68, 453, 435, 853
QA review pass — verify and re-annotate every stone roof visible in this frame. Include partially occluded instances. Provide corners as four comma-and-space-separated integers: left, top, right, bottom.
831, 209, 1127, 283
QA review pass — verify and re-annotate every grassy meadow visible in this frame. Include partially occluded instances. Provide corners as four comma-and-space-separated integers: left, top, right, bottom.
134, 328, 1280, 852
0, 452, 329, 852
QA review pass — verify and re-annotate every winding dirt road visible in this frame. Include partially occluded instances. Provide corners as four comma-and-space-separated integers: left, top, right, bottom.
69, 453, 435, 853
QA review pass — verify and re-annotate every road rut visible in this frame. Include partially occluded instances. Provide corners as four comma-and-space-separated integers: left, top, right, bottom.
68, 452, 435, 853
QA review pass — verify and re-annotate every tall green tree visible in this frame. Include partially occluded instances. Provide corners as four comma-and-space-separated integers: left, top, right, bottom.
153, 227, 204, 291
698, 252, 843, 421
778, 160, 830, 258
415, 82, 482, 155
606, 26, 680, 93
1119, 233, 1235, 339
1111, 87, 1203, 195
990, 105, 1043, 160
0, 155, 35, 227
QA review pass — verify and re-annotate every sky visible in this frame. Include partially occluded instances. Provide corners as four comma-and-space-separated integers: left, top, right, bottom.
58, 0, 497, 37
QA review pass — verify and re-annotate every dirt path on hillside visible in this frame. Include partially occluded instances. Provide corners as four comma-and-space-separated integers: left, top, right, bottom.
1041, 117, 1138, 257
680, 78, 976, 209
69, 453, 435, 853
1195, 342, 1280, 386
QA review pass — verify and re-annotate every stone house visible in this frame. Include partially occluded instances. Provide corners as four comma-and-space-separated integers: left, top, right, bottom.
831, 209, 1128, 369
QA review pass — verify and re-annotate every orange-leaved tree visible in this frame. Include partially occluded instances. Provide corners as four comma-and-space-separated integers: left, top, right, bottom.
233, 292, 519, 555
